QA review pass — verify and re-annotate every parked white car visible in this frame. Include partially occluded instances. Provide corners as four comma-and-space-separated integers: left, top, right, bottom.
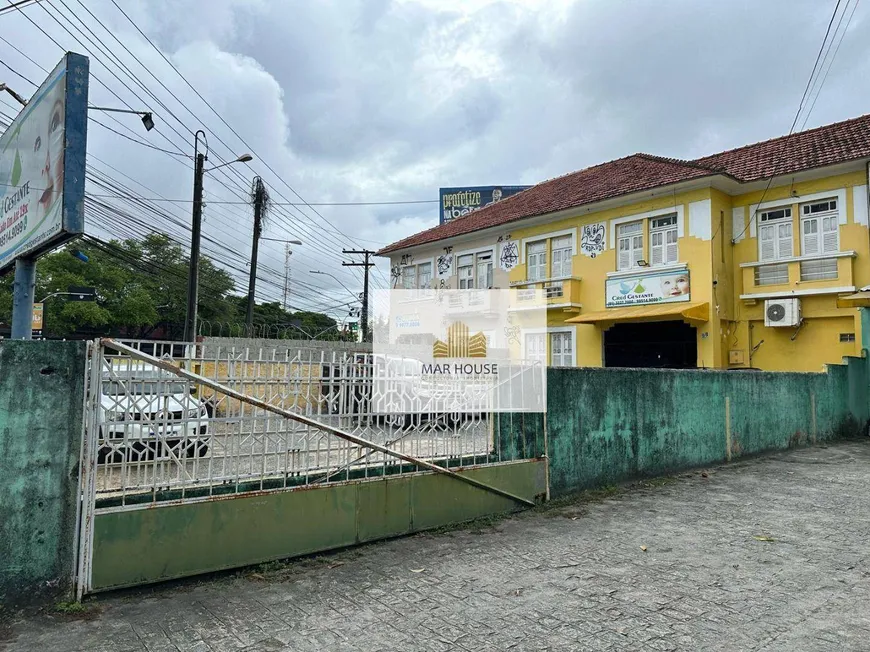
98, 362, 212, 463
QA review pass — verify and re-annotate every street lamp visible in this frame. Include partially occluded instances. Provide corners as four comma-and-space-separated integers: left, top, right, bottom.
89, 106, 155, 131
183, 130, 255, 343
204, 153, 253, 172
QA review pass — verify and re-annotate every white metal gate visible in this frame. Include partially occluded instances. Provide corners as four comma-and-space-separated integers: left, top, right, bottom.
75, 339, 545, 596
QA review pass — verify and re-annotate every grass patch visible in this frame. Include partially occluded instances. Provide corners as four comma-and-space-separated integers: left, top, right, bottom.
55, 601, 87, 615
53, 601, 101, 620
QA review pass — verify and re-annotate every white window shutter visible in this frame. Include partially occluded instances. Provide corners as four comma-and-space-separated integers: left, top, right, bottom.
778, 222, 793, 258
759, 225, 775, 261
665, 228, 678, 264
618, 239, 630, 270
802, 218, 819, 256
632, 235, 644, 266
651, 232, 663, 266
822, 216, 838, 253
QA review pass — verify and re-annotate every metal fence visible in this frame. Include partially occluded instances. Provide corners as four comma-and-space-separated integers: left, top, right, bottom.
87, 340, 544, 510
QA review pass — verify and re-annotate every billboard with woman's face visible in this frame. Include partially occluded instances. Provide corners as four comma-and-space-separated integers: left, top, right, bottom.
0, 52, 89, 272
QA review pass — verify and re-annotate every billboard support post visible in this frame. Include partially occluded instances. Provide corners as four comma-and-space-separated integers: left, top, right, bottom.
11, 258, 36, 339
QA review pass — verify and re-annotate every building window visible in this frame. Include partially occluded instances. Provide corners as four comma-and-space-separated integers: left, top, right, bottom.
758, 206, 793, 261
650, 214, 678, 266
840, 333, 856, 343
401, 266, 417, 289
524, 332, 546, 363
457, 252, 493, 289
550, 331, 573, 367
527, 241, 547, 281
457, 255, 474, 289
801, 199, 839, 256
617, 221, 644, 270
476, 252, 493, 289
417, 262, 432, 289
550, 235, 573, 278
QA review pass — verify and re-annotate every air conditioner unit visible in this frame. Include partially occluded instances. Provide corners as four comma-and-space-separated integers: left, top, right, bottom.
764, 298, 802, 327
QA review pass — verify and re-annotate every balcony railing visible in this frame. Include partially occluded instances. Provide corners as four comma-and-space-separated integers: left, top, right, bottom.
740, 251, 856, 298
511, 276, 582, 307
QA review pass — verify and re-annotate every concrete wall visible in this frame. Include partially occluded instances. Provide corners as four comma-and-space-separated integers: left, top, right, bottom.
0, 341, 87, 606
200, 337, 371, 358
501, 356, 869, 496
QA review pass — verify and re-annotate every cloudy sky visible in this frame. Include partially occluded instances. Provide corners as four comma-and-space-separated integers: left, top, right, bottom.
1, 0, 868, 323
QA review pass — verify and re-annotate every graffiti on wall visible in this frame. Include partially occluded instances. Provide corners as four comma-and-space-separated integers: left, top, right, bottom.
499, 240, 519, 271
580, 222, 606, 258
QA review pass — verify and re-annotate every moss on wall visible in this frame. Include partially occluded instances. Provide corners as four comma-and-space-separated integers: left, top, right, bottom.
0, 341, 87, 606
501, 356, 869, 496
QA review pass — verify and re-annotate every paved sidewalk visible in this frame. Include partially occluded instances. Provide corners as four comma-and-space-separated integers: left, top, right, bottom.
5, 440, 870, 651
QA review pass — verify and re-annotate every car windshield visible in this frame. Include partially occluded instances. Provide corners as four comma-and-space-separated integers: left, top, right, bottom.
103, 380, 189, 396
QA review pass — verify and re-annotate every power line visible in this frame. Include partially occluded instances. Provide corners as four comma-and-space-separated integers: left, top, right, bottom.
799, 0, 861, 131
4, 2, 388, 292
88, 115, 190, 157
731, 0, 852, 243
0, 0, 44, 15
107, 0, 389, 286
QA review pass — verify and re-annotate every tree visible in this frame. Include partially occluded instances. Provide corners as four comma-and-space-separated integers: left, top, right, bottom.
0, 235, 348, 341
0, 235, 236, 339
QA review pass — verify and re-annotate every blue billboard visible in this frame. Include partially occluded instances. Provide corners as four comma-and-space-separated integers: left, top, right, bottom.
439, 185, 530, 224
0, 52, 89, 272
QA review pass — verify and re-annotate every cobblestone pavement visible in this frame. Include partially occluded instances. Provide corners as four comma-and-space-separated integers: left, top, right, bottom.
6, 439, 870, 651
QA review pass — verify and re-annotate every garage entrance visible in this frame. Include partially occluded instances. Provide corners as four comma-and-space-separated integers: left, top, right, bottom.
604, 321, 697, 368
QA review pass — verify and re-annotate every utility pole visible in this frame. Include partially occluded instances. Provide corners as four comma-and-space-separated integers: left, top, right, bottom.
245, 176, 269, 336
184, 129, 253, 343
183, 142, 205, 343
342, 249, 375, 342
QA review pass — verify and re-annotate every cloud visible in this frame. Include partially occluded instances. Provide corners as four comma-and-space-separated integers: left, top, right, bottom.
2, 0, 869, 317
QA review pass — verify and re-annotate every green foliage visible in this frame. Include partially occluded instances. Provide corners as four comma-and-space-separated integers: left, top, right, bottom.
0, 235, 344, 340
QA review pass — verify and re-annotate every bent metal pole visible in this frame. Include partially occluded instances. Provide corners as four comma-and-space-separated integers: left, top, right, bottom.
101, 338, 536, 507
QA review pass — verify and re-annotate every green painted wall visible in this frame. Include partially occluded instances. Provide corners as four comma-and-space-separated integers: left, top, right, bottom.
90, 460, 546, 591
0, 341, 87, 607
501, 355, 869, 497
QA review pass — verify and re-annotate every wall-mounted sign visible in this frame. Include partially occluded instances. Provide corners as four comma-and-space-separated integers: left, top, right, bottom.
580, 222, 606, 258
605, 268, 690, 308
439, 185, 530, 224
0, 53, 89, 273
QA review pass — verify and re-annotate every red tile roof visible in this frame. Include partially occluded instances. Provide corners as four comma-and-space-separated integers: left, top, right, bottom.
379, 113, 870, 255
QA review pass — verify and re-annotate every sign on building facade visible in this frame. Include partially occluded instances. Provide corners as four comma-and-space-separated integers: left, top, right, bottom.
605, 268, 691, 308
439, 186, 530, 224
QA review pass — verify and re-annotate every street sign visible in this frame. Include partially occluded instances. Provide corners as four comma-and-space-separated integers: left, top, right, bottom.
32, 302, 43, 331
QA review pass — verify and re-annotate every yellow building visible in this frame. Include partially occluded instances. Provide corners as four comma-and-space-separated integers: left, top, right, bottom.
379, 115, 870, 372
